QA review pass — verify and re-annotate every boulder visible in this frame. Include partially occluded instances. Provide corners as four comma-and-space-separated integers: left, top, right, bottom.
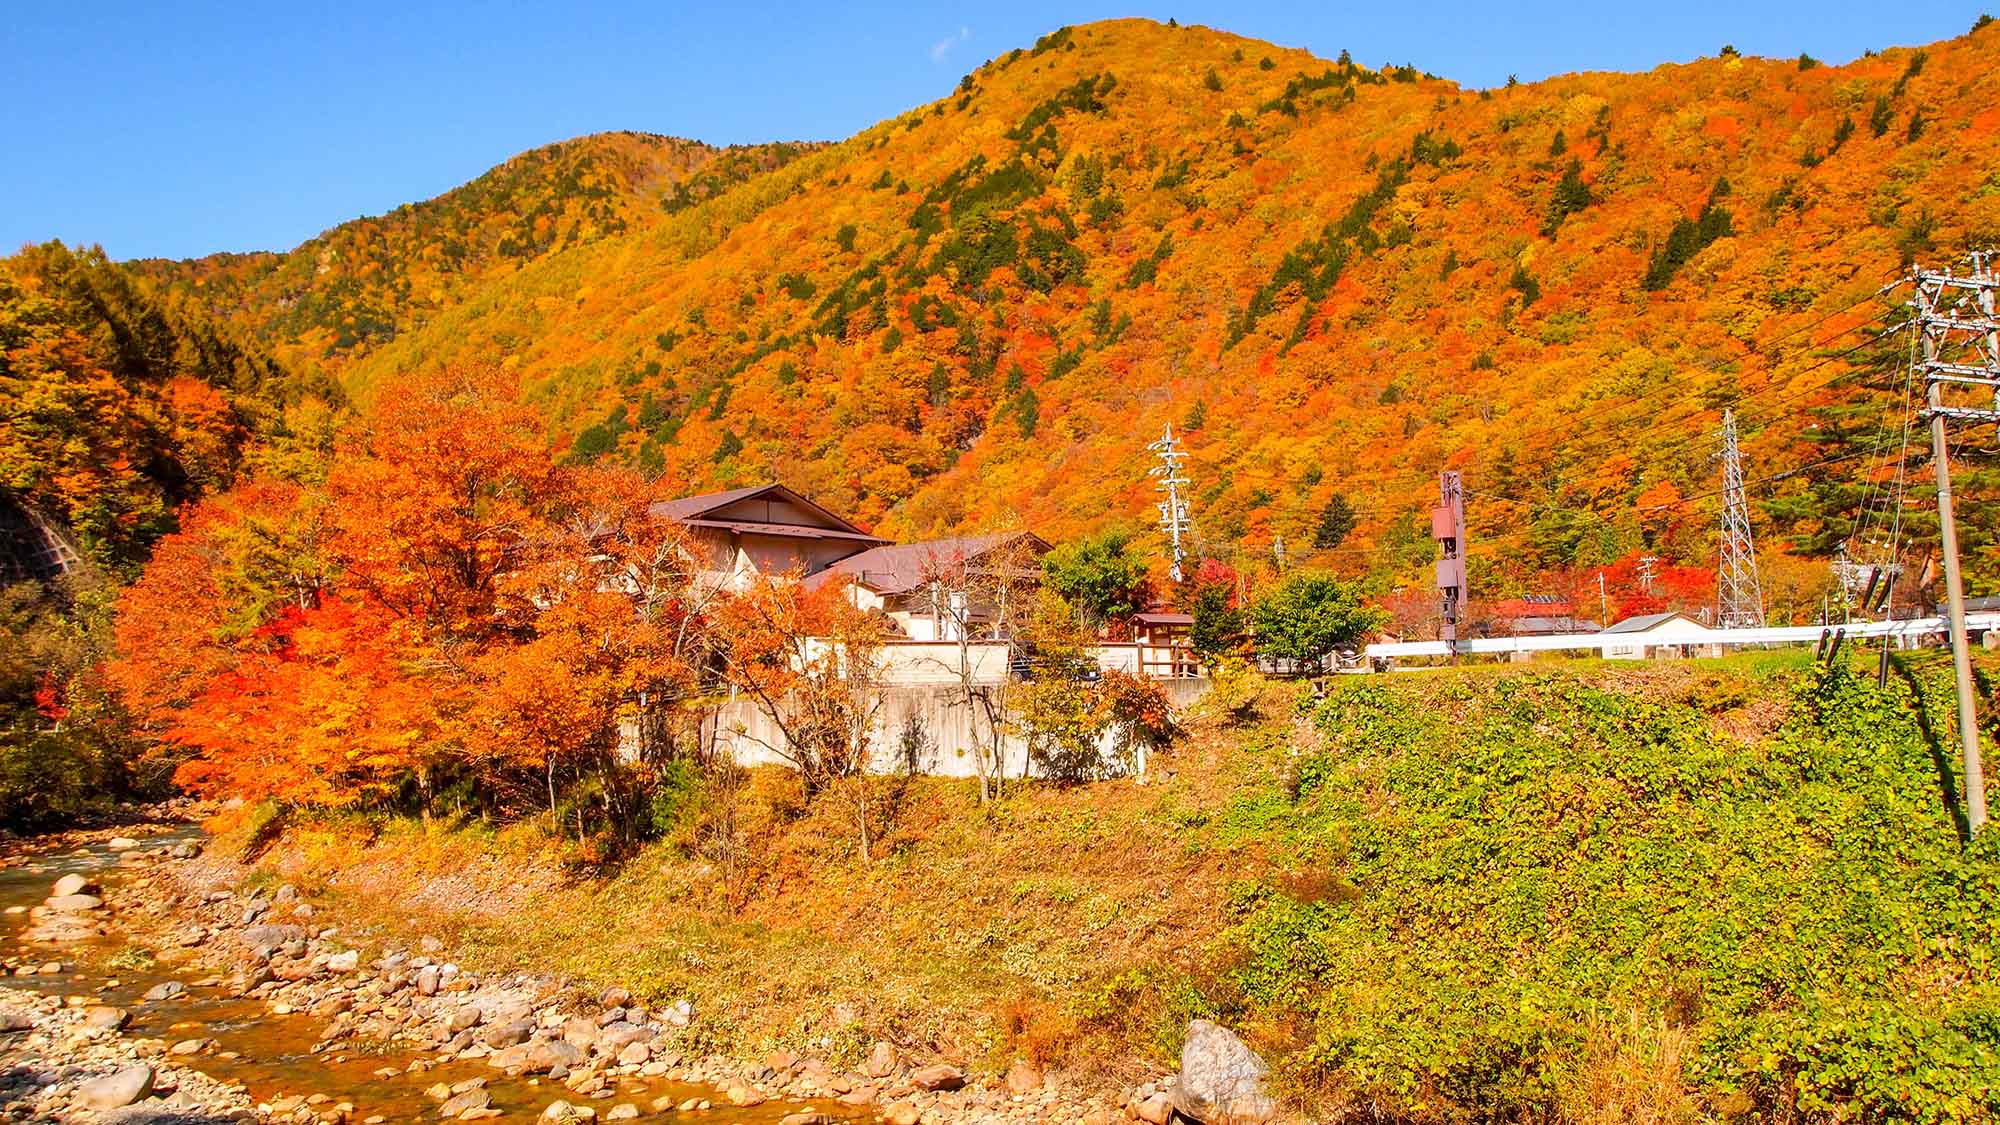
416, 966, 442, 996
485, 1044, 531, 1071
440, 1087, 492, 1116
526, 1039, 585, 1074
83, 1006, 130, 1031
52, 873, 95, 898
599, 986, 631, 1008
482, 1019, 534, 1049
106, 836, 141, 850
910, 1063, 965, 1092
449, 1005, 484, 1032
1005, 1059, 1042, 1094
883, 1104, 921, 1125
0, 1008, 34, 1032
75, 1064, 154, 1109
561, 1015, 599, 1051
143, 981, 186, 1002
1173, 1020, 1278, 1125
242, 923, 306, 948
326, 949, 360, 972
863, 1040, 899, 1078
596, 1024, 650, 1053
780, 1115, 830, 1125
46, 893, 104, 912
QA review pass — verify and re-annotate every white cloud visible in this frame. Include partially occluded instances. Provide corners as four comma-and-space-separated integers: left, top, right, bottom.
930, 26, 971, 64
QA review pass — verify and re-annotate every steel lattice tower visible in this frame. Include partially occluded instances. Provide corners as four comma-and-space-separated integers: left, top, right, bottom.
1716, 408, 1766, 629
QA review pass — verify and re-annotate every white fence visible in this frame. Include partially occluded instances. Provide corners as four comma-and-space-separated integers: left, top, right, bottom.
1364, 612, 2000, 660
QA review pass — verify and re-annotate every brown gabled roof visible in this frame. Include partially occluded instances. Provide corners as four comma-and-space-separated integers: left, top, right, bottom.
806, 531, 1050, 595
648, 482, 887, 544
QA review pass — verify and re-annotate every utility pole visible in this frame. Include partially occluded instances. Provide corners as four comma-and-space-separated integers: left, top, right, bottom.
1597, 571, 1610, 626
1636, 555, 1659, 598
1431, 472, 1467, 658
1716, 408, 1767, 628
1148, 423, 1192, 583
1908, 254, 2000, 835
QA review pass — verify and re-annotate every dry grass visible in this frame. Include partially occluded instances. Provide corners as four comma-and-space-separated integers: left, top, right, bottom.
1559, 1011, 1699, 1125
200, 691, 1291, 1085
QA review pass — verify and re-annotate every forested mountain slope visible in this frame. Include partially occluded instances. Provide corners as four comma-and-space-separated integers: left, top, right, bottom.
0, 241, 318, 569
132, 132, 817, 374
317, 18, 2000, 603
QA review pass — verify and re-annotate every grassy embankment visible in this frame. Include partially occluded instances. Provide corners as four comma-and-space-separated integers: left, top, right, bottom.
211, 650, 2000, 1122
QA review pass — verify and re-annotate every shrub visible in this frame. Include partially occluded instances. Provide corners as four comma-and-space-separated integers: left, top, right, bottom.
1041, 529, 1153, 631
1206, 663, 2000, 1120
1248, 569, 1384, 669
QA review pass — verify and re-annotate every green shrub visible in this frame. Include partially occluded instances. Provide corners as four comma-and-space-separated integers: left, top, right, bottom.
1203, 662, 2000, 1120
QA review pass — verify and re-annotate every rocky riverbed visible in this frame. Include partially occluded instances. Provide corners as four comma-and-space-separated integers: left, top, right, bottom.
1, 821, 1270, 1125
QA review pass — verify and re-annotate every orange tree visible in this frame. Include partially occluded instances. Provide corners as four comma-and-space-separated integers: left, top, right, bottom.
109, 370, 714, 836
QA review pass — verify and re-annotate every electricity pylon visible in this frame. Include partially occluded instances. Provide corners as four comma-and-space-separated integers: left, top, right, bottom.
1715, 408, 1766, 629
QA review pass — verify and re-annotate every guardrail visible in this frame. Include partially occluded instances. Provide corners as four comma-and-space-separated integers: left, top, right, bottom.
1363, 612, 2000, 659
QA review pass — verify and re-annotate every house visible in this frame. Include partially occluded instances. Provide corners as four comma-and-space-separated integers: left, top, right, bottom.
804, 531, 1050, 641
649, 482, 887, 591
1599, 611, 1720, 660
1510, 615, 1603, 637
1489, 594, 1599, 637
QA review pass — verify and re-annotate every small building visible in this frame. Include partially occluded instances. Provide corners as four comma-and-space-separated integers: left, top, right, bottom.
1133, 611, 1199, 678
1510, 615, 1604, 638
649, 482, 887, 592
806, 531, 1051, 641
1599, 611, 1720, 660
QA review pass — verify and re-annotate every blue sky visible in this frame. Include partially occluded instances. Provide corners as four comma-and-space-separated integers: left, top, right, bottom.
3, 2, 1986, 261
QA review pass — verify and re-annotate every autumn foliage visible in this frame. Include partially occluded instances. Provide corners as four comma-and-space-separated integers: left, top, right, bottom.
107, 372, 710, 835
123, 17, 2000, 605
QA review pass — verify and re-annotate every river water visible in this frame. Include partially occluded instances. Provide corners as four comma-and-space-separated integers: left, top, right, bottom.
0, 828, 857, 1123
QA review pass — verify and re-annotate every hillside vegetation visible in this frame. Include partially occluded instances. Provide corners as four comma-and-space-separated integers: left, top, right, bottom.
213, 652, 2000, 1122
277, 18, 2000, 603
0, 240, 323, 822
135, 132, 817, 373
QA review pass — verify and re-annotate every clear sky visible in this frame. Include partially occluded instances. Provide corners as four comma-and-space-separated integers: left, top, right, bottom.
3, 1, 1986, 261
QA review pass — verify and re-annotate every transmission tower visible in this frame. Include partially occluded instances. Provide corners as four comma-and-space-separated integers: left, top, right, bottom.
1715, 409, 1766, 629
1906, 253, 2000, 834
1148, 423, 1192, 583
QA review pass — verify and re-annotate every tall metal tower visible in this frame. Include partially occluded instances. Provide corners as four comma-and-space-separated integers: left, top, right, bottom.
1906, 252, 2000, 834
1715, 408, 1766, 629
1148, 423, 1192, 582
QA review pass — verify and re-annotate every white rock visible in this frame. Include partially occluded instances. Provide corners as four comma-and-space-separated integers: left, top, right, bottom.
75, 1063, 154, 1109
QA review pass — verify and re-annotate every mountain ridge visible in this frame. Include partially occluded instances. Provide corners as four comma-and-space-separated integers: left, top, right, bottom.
130, 131, 822, 374
68, 16, 2000, 608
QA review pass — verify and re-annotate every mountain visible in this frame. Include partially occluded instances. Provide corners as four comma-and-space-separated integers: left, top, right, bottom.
144, 19, 2000, 604
133, 132, 818, 374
